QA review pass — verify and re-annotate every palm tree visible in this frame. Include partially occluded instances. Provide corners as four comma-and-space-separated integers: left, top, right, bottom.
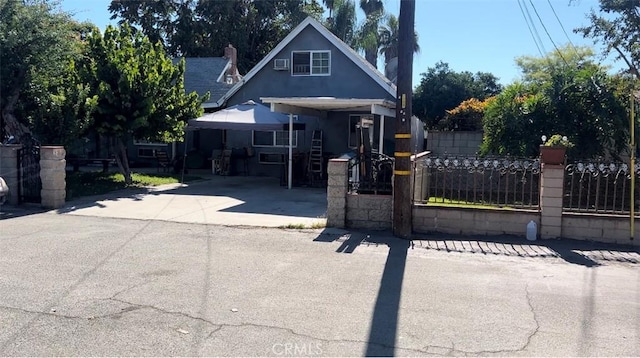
323, 0, 336, 18
326, 0, 357, 47
356, 0, 384, 67
378, 14, 420, 66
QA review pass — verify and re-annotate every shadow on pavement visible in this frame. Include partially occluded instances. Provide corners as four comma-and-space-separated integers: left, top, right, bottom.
0, 204, 47, 220
310, 228, 638, 355
412, 232, 639, 267
313, 228, 639, 267
56, 186, 155, 214
364, 238, 410, 357
57, 176, 326, 220
313, 229, 411, 355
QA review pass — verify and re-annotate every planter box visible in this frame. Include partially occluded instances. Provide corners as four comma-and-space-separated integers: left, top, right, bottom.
540, 145, 566, 165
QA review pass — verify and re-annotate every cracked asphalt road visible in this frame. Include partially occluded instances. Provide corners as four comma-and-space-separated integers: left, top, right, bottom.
0, 213, 638, 356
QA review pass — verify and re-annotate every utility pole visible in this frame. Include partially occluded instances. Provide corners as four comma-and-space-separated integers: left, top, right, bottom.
392, 0, 415, 239
631, 90, 638, 242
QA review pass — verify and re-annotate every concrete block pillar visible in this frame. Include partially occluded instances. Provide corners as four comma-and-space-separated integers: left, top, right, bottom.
0, 144, 22, 205
326, 158, 349, 228
40, 146, 66, 209
540, 163, 564, 239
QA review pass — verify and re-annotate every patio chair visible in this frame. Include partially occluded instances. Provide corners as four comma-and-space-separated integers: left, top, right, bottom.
219, 149, 232, 176
155, 150, 171, 173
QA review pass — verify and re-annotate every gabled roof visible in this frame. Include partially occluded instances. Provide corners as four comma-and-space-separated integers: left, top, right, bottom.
215, 16, 397, 107
175, 57, 233, 107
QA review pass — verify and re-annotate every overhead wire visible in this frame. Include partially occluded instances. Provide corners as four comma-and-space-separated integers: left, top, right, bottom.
546, 0, 579, 54
528, 0, 570, 67
517, 0, 545, 57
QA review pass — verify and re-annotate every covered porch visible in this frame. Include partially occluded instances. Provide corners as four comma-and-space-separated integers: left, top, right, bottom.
261, 97, 399, 158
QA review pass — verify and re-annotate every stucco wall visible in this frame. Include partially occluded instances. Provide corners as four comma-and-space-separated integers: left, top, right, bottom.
412, 205, 540, 237
426, 131, 483, 156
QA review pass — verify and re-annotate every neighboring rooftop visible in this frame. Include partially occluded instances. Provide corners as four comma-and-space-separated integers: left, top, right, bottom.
174, 57, 233, 108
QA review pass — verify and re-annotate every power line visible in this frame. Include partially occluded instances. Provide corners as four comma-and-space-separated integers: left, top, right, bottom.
529, 0, 570, 66
517, 0, 545, 57
546, 0, 579, 54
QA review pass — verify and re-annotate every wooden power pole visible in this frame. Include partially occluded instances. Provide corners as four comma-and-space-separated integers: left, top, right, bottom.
393, 0, 415, 239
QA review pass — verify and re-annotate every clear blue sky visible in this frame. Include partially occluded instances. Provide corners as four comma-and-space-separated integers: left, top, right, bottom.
61, 0, 611, 87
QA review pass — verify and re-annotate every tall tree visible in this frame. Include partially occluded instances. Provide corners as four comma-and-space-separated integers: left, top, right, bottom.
576, 0, 640, 79
323, 0, 335, 18
81, 24, 204, 184
109, 0, 320, 74
326, 0, 357, 47
378, 14, 419, 67
356, 0, 384, 66
413, 62, 502, 129
0, 0, 82, 141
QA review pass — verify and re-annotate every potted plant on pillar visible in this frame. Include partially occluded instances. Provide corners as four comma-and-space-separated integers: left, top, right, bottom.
539, 134, 574, 165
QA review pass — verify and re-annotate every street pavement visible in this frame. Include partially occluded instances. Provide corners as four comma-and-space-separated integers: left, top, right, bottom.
0, 210, 638, 356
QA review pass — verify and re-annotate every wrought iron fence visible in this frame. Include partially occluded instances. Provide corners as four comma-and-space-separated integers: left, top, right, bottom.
414, 156, 541, 209
348, 152, 394, 195
16, 134, 41, 204
564, 161, 640, 215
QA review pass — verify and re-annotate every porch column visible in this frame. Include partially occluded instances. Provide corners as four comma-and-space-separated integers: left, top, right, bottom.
379, 115, 385, 155
540, 163, 564, 239
288, 113, 293, 190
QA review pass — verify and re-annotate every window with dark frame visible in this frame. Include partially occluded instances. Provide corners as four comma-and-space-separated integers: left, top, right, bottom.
292, 51, 330, 76
252, 130, 298, 147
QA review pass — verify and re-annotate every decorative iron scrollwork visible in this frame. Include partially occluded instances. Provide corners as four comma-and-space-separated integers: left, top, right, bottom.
423, 156, 540, 175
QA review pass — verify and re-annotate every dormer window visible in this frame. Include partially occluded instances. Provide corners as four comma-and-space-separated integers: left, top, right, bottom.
292, 51, 330, 76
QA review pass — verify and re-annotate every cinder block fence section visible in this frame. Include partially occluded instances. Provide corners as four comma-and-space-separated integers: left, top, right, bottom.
40, 146, 66, 209
0, 145, 66, 209
327, 157, 639, 247
0, 145, 20, 205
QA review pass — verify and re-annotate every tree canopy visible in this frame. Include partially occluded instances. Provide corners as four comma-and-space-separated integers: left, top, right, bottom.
0, 0, 91, 143
325, 0, 357, 47
108, 0, 324, 74
81, 24, 204, 184
480, 46, 628, 159
355, 0, 384, 66
413, 62, 502, 129
576, 0, 640, 80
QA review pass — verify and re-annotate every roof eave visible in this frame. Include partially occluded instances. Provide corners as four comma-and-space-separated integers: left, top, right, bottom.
216, 16, 397, 106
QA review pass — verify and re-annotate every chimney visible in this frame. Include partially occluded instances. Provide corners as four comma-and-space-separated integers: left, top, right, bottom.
223, 44, 240, 84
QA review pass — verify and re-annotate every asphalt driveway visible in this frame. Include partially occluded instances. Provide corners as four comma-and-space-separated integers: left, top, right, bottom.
57, 176, 327, 227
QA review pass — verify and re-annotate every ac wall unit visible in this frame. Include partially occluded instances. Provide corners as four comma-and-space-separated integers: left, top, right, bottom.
273, 59, 289, 70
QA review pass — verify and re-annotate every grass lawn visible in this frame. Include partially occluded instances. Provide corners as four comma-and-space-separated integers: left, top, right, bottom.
66, 171, 201, 200
424, 197, 519, 210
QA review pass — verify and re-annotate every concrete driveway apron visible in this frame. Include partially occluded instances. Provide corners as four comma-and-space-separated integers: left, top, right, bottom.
57, 176, 327, 227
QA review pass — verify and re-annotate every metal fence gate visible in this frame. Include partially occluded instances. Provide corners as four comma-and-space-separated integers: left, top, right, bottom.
17, 135, 41, 203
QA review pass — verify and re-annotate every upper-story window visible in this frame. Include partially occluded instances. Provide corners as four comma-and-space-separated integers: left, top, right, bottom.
292, 51, 330, 76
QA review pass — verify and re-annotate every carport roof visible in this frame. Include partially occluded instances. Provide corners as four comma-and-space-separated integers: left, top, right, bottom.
260, 97, 396, 117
